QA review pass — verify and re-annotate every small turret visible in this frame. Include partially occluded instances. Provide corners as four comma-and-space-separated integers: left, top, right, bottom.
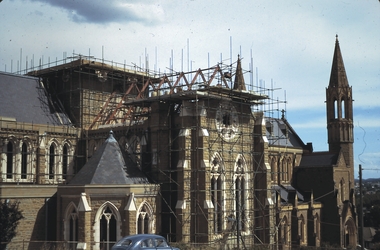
233, 55, 246, 91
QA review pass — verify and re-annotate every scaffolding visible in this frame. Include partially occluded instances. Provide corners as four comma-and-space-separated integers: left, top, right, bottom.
25, 54, 292, 249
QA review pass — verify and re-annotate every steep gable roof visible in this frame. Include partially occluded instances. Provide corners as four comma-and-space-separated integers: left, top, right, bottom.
69, 131, 150, 185
266, 117, 306, 148
0, 72, 71, 125
299, 151, 339, 167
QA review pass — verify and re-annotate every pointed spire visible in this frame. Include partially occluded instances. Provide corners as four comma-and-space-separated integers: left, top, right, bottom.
233, 55, 246, 91
329, 35, 349, 88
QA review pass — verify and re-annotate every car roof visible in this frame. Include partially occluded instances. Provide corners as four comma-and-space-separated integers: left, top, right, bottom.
122, 234, 165, 241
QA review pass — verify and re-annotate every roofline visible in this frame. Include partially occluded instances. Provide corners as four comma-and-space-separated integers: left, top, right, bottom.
26, 59, 158, 79
0, 71, 39, 80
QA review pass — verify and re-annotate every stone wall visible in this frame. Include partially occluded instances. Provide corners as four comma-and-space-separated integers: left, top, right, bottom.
0, 185, 57, 250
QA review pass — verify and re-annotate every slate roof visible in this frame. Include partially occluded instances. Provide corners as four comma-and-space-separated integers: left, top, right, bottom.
69, 131, 150, 185
266, 117, 305, 148
0, 72, 71, 125
298, 152, 339, 167
273, 184, 304, 203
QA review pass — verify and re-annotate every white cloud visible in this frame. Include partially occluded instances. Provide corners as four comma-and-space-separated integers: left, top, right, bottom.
27, 0, 165, 24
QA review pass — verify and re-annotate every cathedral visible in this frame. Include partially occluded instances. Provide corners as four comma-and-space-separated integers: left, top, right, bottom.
0, 37, 357, 249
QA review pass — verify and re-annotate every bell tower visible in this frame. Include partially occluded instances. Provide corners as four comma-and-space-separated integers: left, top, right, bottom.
326, 35, 354, 167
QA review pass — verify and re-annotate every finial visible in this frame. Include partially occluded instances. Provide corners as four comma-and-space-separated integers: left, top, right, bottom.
335, 34, 339, 43
106, 130, 116, 142
109, 130, 114, 139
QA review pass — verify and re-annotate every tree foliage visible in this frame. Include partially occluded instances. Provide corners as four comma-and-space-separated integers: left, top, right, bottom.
0, 200, 24, 250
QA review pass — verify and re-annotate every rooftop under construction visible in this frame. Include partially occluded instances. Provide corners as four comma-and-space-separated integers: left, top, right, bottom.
23, 53, 296, 247
0, 37, 358, 249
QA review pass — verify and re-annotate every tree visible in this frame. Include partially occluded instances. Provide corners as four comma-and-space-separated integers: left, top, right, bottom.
0, 200, 24, 250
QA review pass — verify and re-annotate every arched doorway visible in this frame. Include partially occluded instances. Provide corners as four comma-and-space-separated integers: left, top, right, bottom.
344, 218, 356, 248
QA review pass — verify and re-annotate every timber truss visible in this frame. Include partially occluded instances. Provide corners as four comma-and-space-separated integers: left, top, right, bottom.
88, 62, 264, 130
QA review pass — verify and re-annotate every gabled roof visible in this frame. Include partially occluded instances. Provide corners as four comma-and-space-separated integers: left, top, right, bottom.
298, 151, 339, 167
266, 117, 306, 148
69, 131, 150, 185
329, 35, 349, 88
0, 72, 71, 125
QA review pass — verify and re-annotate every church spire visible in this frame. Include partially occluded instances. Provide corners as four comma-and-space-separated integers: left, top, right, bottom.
329, 35, 349, 88
233, 55, 246, 91
326, 36, 354, 163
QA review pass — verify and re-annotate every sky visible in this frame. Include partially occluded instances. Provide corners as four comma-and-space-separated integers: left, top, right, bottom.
0, 0, 379, 179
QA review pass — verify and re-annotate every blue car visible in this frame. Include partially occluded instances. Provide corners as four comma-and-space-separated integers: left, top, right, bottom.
111, 234, 180, 250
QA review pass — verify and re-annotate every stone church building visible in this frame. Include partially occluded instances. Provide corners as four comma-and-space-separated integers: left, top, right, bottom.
0, 37, 357, 249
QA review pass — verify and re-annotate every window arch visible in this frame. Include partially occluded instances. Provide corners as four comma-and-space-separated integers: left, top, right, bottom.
100, 206, 117, 249
62, 142, 73, 180
211, 152, 224, 233
48, 143, 59, 179
64, 202, 78, 249
280, 216, 289, 246
344, 217, 356, 247
21, 142, 28, 179
125, 135, 141, 168
281, 158, 288, 182
270, 157, 277, 183
334, 98, 338, 119
137, 202, 154, 234
287, 158, 292, 182
234, 155, 248, 232
19, 139, 33, 182
340, 179, 345, 202
341, 98, 346, 119
88, 139, 97, 158
93, 202, 121, 250
299, 215, 306, 243
6, 141, 14, 179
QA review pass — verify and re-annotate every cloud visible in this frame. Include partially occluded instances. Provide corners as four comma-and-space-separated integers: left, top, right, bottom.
28, 0, 164, 24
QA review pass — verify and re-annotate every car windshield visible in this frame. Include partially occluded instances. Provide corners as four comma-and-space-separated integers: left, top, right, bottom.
116, 238, 132, 246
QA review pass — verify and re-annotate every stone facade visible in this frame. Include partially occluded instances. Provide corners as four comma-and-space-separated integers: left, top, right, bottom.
0, 38, 357, 249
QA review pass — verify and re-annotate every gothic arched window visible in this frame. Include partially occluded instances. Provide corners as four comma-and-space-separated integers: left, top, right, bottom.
100, 206, 117, 250
62, 144, 68, 179
280, 216, 289, 246
270, 157, 276, 182
137, 203, 153, 234
6, 141, 14, 179
299, 215, 305, 243
334, 99, 338, 119
21, 142, 28, 179
235, 157, 247, 231
49, 143, 57, 179
211, 155, 224, 233
69, 207, 78, 249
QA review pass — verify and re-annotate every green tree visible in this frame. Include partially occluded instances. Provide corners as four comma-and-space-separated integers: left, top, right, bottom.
0, 200, 24, 250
